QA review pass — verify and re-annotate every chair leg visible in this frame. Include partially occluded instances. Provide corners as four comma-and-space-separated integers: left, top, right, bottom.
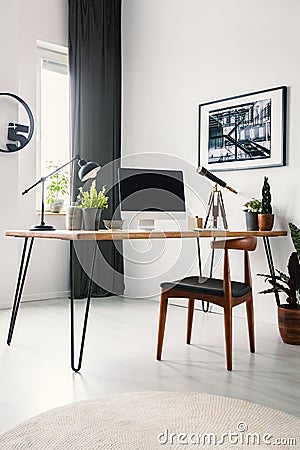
186, 298, 195, 344
156, 292, 169, 360
246, 297, 255, 353
223, 306, 233, 371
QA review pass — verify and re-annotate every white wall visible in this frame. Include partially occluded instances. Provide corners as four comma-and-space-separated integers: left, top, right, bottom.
0, 0, 19, 307
0, 0, 68, 307
1, 0, 298, 322
122, 0, 300, 323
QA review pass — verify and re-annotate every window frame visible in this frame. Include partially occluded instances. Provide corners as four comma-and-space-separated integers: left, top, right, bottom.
36, 40, 70, 211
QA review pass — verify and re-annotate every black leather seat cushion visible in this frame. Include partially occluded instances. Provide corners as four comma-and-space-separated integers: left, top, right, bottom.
160, 276, 251, 298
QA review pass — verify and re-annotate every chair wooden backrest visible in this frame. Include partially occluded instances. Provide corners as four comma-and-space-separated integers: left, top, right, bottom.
210, 236, 257, 299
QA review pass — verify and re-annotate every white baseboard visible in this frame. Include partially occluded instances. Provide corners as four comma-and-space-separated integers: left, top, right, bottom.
0, 291, 70, 310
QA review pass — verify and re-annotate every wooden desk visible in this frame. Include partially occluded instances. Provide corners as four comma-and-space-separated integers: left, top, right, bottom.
5, 229, 287, 240
5, 229, 287, 371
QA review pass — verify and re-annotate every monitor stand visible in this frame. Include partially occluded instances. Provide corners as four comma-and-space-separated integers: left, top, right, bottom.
138, 219, 155, 231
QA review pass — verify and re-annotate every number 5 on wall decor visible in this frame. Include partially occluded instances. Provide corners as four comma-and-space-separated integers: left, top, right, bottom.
0, 92, 34, 153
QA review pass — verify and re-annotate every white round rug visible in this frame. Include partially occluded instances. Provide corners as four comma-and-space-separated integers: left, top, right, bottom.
0, 392, 299, 449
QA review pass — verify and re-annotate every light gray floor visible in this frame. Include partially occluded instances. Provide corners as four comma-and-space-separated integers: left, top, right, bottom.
0, 296, 299, 433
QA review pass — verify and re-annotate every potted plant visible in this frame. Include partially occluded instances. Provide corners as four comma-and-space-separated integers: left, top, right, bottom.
46, 162, 69, 213
258, 176, 274, 231
243, 198, 262, 231
77, 180, 109, 230
258, 223, 300, 344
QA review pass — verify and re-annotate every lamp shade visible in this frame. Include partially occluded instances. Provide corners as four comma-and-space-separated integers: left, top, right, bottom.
78, 159, 101, 182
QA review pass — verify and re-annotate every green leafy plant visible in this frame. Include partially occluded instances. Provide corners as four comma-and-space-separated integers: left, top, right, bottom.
258, 223, 300, 309
243, 198, 262, 213
261, 176, 272, 214
289, 223, 300, 256
46, 162, 69, 205
77, 180, 109, 209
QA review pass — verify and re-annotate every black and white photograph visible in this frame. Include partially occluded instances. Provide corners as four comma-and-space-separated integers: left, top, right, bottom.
198, 86, 287, 171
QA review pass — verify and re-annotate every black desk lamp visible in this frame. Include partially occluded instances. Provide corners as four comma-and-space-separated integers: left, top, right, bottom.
197, 166, 237, 229
23, 155, 101, 231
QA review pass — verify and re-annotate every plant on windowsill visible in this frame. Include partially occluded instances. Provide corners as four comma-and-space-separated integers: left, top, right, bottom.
243, 198, 262, 231
46, 161, 70, 213
258, 223, 300, 344
258, 176, 274, 231
77, 180, 109, 230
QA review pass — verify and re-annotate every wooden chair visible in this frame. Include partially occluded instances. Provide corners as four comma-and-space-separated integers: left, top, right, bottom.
156, 236, 257, 371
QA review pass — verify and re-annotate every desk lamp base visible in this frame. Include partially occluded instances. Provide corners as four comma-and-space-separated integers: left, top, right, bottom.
30, 224, 56, 231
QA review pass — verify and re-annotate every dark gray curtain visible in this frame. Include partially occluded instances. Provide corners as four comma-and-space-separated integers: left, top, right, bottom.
68, 0, 124, 298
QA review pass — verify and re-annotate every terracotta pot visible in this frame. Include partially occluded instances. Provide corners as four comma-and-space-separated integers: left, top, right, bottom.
278, 305, 300, 345
258, 214, 274, 231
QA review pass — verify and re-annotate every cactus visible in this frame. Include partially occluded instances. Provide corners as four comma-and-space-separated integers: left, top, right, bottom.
261, 176, 272, 214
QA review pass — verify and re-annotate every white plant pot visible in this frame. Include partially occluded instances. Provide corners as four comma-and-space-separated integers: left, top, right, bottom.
50, 198, 64, 213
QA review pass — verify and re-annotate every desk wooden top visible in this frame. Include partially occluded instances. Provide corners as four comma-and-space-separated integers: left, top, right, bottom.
5, 229, 287, 241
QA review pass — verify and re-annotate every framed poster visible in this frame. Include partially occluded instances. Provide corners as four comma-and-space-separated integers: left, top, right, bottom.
198, 86, 287, 171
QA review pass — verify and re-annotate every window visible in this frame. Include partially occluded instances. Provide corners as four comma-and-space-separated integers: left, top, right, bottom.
37, 42, 70, 210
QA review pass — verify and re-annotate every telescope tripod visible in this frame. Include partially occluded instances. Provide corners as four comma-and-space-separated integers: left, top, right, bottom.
204, 183, 228, 230
202, 183, 228, 313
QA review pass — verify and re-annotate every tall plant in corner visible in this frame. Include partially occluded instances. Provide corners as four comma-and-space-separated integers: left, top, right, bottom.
258, 223, 300, 344
259, 223, 300, 309
258, 176, 274, 231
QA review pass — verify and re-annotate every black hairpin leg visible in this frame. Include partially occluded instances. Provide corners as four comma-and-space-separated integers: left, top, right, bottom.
202, 236, 217, 313
263, 236, 280, 307
7, 237, 35, 345
70, 240, 97, 372
209, 238, 216, 278
196, 237, 202, 277
196, 237, 210, 313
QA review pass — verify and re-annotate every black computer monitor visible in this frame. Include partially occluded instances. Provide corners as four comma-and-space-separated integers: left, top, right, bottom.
118, 168, 186, 230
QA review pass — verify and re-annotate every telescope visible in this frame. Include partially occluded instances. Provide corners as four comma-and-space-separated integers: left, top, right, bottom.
197, 166, 237, 194
196, 165, 238, 229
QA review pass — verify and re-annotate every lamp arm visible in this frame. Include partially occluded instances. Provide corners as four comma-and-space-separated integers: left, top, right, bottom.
22, 155, 80, 196
22, 178, 45, 196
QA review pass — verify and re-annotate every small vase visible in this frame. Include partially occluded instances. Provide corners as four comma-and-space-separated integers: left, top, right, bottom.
50, 198, 64, 213
258, 214, 274, 231
245, 212, 258, 231
82, 208, 101, 230
66, 206, 82, 230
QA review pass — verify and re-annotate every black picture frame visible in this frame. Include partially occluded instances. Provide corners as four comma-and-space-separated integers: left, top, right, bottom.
198, 86, 287, 171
